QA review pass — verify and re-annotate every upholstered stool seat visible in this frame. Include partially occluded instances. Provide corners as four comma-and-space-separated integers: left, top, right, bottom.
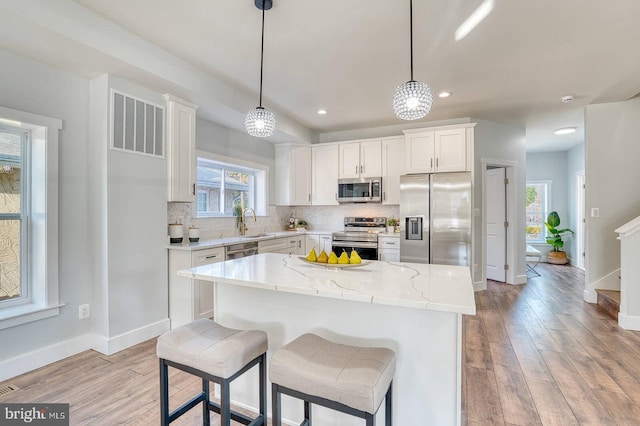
270, 333, 395, 426
157, 319, 268, 426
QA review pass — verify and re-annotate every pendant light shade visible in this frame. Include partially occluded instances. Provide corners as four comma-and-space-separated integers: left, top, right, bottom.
245, 0, 276, 138
245, 106, 276, 138
393, 0, 432, 120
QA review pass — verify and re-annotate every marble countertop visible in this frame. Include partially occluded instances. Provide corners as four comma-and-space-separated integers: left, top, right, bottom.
177, 253, 475, 315
167, 230, 333, 251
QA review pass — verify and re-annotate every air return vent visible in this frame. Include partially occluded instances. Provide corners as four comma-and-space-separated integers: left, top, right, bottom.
111, 90, 164, 157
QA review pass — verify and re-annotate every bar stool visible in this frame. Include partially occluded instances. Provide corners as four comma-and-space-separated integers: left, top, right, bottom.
270, 333, 395, 426
156, 318, 268, 426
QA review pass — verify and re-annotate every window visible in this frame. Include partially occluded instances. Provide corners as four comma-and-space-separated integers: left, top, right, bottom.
0, 107, 61, 329
195, 151, 268, 218
526, 181, 550, 243
0, 129, 25, 304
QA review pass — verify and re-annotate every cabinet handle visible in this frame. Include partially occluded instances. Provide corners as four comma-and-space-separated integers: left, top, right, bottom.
205, 255, 218, 259
436, 157, 439, 169
355, 165, 358, 175
383, 191, 386, 201
335, 193, 337, 200
308, 193, 311, 202
298, 240, 302, 248
192, 183, 196, 195
360, 165, 363, 174
430, 158, 433, 169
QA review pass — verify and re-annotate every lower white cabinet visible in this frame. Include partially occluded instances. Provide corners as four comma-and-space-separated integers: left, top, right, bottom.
303, 233, 333, 254
258, 236, 304, 255
168, 246, 225, 329
378, 235, 400, 262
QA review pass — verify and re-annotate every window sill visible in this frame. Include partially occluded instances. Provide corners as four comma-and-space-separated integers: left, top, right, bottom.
0, 303, 65, 330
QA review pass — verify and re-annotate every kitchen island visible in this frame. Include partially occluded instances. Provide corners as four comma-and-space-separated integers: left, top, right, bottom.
177, 253, 475, 425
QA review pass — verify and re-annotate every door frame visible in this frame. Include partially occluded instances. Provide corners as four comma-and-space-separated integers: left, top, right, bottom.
485, 167, 507, 282
481, 158, 519, 285
575, 171, 586, 270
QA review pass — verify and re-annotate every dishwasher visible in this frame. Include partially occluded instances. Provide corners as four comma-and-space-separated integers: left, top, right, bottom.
225, 241, 259, 260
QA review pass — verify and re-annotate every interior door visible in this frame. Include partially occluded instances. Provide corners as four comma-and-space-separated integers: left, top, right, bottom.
486, 167, 507, 282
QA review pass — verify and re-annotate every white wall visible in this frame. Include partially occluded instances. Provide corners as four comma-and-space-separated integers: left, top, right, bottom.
0, 48, 92, 359
566, 144, 585, 263
473, 119, 527, 287
585, 97, 640, 300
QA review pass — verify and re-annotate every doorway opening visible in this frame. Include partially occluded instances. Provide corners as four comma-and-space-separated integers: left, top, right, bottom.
486, 167, 507, 282
575, 172, 586, 270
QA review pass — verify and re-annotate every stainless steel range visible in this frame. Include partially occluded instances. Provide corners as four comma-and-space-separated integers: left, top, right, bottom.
331, 217, 386, 260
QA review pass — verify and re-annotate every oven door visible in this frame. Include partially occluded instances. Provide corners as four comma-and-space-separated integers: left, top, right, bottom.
331, 240, 378, 260
337, 178, 382, 203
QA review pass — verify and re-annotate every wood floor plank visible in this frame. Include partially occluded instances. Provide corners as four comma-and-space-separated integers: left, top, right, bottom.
592, 389, 640, 426
504, 324, 554, 382
464, 366, 505, 425
594, 357, 640, 407
526, 377, 578, 426
539, 349, 615, 425
492, 364, 541, 425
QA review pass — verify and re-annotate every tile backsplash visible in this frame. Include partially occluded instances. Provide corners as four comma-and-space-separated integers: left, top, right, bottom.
167, 203, 400, 238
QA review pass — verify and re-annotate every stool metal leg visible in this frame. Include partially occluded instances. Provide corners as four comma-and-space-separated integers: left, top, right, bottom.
259, 353, 267, 422
365, 412, 375, 426
385, 381, 392, 426
304, 400, 312, 425
202, 379, 210, 426
272, 383, 282, 426
159, 358, 170, 426
220, 379, 231, 426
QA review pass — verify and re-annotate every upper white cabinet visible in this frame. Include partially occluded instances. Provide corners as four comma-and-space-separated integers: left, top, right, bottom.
381, 136, 405, 205
164, 94, 198, 202
275, 144, 311, 206
404, 125, 473, 174
312, 144, 339, 205
338, 140, 382, 178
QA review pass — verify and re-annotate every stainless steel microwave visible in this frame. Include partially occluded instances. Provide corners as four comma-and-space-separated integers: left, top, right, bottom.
337, 177, 382, 203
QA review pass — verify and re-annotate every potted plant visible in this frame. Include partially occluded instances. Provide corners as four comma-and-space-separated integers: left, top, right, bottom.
544, 211, 574, 264
387, 217, 399, 233
296, 219, 308, 230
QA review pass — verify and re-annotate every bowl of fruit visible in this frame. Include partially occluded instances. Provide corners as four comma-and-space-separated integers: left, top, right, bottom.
301, 247, 366, 269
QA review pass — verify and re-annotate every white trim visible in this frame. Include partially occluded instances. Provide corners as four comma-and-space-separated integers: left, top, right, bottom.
0, 304, 64, 330
618, 313, 640, 331
0, 333, 93, 382
615, 216, 640, 239
515, 274, 527, 284
196, 150, 269, 172
402, 122, 477, 135
92, 318, 170, 355
473, 280, 487, 292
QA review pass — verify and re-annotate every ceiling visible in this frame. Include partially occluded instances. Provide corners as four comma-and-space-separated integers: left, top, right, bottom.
6, 1, 640, 151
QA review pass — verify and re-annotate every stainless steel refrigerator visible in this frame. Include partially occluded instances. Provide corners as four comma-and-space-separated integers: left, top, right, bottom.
399, 173, 471, 265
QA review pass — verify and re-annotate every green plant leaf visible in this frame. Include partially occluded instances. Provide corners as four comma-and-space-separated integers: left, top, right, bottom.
547, 211, 560, 227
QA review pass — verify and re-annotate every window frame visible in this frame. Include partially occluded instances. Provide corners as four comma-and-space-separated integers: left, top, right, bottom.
194, 150, 268, 218
525, 180, 552, 244
0, 106, 62, 330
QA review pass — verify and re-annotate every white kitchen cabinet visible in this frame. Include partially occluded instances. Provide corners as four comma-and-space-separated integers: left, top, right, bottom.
319, 233, 333, 253
168, 246, 224, 329
275, 144, 311, 206
305, 234, 320, 253
312, 144, 339, 205
404, 125, 472, 174
338, 140, 382, 179
378, 235, 400, 261
164, 94, 198, 202
258, 236, 300, 255
381, 136, 405, 205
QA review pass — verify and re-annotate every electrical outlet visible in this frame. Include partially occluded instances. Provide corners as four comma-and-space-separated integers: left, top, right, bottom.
591, 208, 600, 218
78, 304, 90, 319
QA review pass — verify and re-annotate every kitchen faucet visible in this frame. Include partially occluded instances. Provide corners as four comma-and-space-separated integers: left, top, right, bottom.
240, 207, 256, 236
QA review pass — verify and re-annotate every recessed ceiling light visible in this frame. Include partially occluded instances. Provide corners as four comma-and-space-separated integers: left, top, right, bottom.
554, 127, 577, 135
317, 109, 327, 115
438, 91, 452, 98
561, 95, 574, 103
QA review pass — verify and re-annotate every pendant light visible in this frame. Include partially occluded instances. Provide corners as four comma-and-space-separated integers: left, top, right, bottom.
393, 0, 433, 120
245, 0, 276, 137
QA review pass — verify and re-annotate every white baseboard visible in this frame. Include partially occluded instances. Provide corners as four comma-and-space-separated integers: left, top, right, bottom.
473, 280, 486, 292
515, 274, 527, 285
618, 313, 640, 331
0, 334, 94, 382
584, 289, 597, 303
92, 318, 170, 355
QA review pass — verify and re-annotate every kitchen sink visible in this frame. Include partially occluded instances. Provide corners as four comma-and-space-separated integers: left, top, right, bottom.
239, 233, 273, 238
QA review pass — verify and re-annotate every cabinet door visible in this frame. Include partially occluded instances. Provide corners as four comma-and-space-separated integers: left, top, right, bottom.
312, 145, 339, 205
305, 235, 320, 253
338, 142, 361, 179
382, 137, 405, 205
360, 140, 382, 177
434, 128, 466, 172
192, 247, 225, 320
319, 234, 333, 253
296, 236, 306, 255
405, 132, 435, 174
165, 95, 197, 202
275, 145, 311, 206
378, 249, 400, 262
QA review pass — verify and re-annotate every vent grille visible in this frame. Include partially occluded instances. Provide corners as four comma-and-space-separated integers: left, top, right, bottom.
111, 90, 164, 158
0, 384, 19, 397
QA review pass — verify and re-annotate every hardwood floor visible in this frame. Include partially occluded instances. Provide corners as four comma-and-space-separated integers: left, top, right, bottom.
2, 263, 639, 425
463, 263, 640, 425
